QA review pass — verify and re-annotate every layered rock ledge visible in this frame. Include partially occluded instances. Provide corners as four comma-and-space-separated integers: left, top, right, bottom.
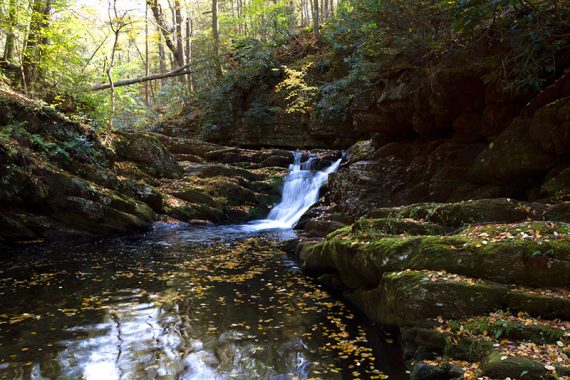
292, 199, 570, 379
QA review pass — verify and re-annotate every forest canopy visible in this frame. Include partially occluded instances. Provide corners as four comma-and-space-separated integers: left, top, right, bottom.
0, 0, 568, 133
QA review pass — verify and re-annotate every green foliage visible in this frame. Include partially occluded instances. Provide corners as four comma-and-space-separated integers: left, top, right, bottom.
29, 133, 97, 164
275, 63, 318, 114
0, 121, 29, 157
199, 38, 277, 132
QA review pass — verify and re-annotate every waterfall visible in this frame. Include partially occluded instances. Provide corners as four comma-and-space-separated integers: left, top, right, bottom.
244, 151, 342, 231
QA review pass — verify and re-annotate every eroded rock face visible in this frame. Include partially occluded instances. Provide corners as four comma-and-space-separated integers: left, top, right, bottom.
330, 94, 570, 216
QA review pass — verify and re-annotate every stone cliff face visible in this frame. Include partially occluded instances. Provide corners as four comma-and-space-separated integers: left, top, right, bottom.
328, 72, 570, 217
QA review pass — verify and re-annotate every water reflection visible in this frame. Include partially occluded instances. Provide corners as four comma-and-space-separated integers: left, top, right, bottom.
0, 225, 404, 379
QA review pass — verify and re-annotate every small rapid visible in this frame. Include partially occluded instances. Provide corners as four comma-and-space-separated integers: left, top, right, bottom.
245, 151, 342, 231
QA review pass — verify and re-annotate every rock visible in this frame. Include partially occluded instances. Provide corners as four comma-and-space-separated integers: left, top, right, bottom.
366, 198, 547, 227
151, 134, 222, 156
352, 218, 448, 236
304, 219, 570, 289
174, 153, 204, 163
329, 142, 515, 216
192, 164, 262, 181
471, 119, 557, 185
529, 96, 570, 156
542, 166, 570, 198
345, 140, 374, 164
0, 214, 38, 242
410, 362, 463, 380
303, 218, 347, 237
116, 179, 164, 212
111, 132, 183, 178
481, 351, 570, 379
506, 290, 570, 321
351, 270, 508, 326
172, 188, 219, 208
452, 112, 484, 142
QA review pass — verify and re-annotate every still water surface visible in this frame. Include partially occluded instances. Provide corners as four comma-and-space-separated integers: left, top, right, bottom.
0, 224, 405, 379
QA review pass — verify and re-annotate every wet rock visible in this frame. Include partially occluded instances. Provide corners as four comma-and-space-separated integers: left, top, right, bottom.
0, 214, 38, 242
303, 219, 347, 238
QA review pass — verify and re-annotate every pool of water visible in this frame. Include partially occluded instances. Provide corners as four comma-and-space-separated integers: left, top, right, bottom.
0, 223, 405, 379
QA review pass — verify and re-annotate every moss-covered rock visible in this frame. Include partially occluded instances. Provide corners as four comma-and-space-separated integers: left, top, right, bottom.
111, 132, 183, 178
366, 198, 547, 227
351, 270, 509, 326
481, 351, 569, 379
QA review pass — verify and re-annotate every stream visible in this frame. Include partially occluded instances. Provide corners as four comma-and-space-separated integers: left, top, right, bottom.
0, 154, 406, 380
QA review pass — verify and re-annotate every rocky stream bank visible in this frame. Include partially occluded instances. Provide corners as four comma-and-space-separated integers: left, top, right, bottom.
1, 79, 570, 379
0, 87, 339, 243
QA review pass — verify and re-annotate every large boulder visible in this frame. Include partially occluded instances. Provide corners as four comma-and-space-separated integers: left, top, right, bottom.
111, 132, 183, 178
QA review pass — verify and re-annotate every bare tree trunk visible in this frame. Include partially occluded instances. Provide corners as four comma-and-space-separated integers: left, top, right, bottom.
158, 33, 167, 87
174, 0, 185, 84
185, 15, 193, 92
212, 0, 222, 79
312, 0, 319, 39
145, 3, 150, 105
90, 63, 191, 91
106, 0, 129, 131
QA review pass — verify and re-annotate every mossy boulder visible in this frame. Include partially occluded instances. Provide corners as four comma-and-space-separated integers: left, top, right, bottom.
481, 351, 569, 379
366, 198, 546, 228
192, 164, 262, 181
111, 132, 183, 178
350, 270, 508, 326
304, 220, 570, 289
352, 217, 448, 236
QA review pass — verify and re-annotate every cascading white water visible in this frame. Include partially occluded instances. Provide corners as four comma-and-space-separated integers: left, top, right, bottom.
245, 151, 342, 231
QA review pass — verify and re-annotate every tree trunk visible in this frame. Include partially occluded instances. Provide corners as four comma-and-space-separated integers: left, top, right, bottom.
158, 33, 167, 86
145, 3, 150, 105
312, 0, 319, 39
185, 15, 193, 92
212, 0, 222, 79
107, 0, 125, 131
174, 0, 186, 84
23, 0, 52, 92
146, 0, 184, 68
90, 63, 191, 91
3, 0, 17, 62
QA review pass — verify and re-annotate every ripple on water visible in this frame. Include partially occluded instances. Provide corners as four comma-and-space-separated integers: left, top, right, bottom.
0, 225, 404, 380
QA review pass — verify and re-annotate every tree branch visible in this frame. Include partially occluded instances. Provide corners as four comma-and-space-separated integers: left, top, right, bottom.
88, 64, 192, 91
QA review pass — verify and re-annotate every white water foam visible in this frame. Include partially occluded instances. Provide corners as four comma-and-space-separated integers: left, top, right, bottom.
244, 151, 341, 231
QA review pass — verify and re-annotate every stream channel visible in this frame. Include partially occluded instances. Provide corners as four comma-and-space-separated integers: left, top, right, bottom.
0, 153, 407, 380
